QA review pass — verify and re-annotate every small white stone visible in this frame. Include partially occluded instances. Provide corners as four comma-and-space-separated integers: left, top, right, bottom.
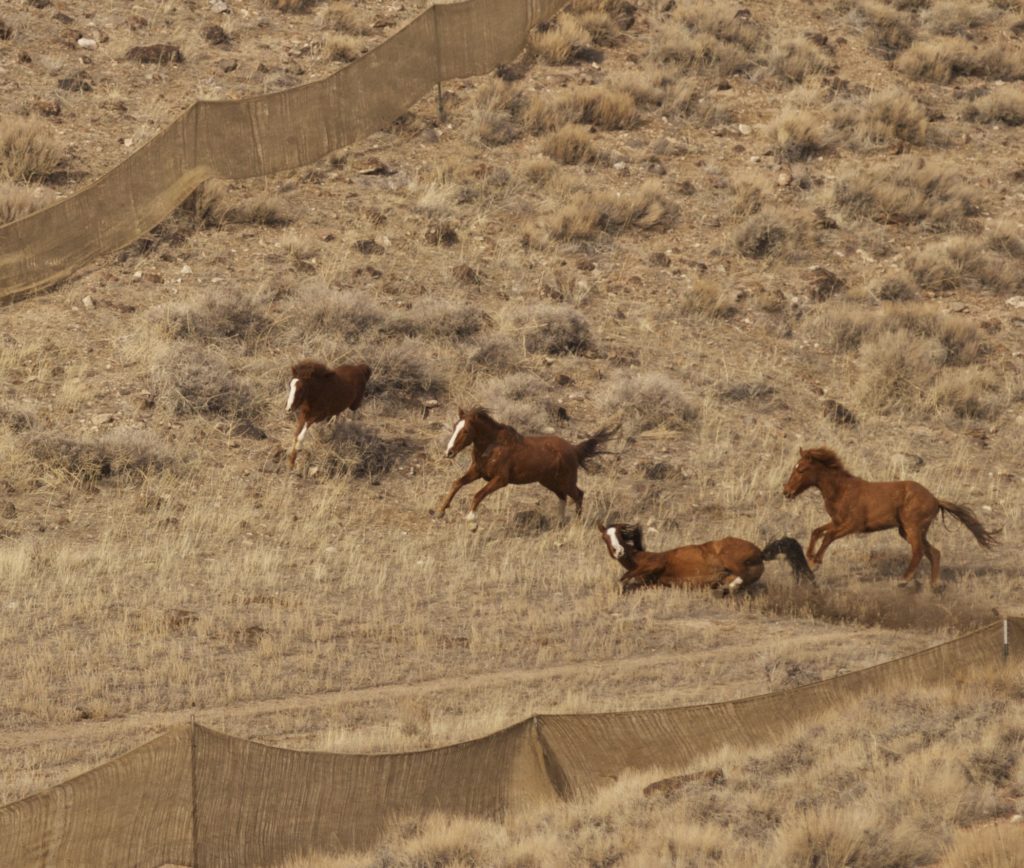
737, 123, 752, 135
82, 295, 95, 310
77, 38, 98, 50
180, 264, 193, 275
1006, 296, 1024, 308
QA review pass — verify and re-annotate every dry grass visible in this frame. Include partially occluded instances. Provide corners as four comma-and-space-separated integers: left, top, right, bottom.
768, 108, 831, 161
517, 304, 592, 355
467, 80, 524, 146
923, 0, 997, 36
851, 0, 915, 56
525, 85, 638, 132
964, 88, 1024, 126
770, 37, 833, 83
0, 183, 51, 225
600, 370, 699, 434
0, 117, 65, 182
267, 0, 316, 12
897, 37, 1024, 82
834, 157, 979, 229
541, 123, 597, 164
907, 236, 1024, 296
324, 34, 363, 63
530, 15, 593, 65
322, 1, 369, 34
547, 182, 675, 240
833, 89, 929, 148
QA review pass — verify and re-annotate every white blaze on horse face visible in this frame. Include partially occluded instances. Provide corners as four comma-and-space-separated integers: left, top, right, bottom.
606, 527, 625, 559
286, 378, 300, 411
446, 419, 465, 457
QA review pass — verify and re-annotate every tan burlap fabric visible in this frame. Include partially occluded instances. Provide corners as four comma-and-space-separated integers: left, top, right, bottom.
0, 0, 567, 302
2, 619, 1020, 866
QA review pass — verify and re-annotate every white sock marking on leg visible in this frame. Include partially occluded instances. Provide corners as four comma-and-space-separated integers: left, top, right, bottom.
606, 527, 625, 559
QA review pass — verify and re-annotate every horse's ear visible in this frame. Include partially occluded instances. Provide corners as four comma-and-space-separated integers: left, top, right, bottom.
798, 448, 807, 457
458, 407, 465, 419
597, 522, 606, 532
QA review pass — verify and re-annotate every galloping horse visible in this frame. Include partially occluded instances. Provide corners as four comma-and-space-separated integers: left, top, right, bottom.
599, 523, 814, 594
783, 447, 998, 590
286, 360, 371, 468
434, 407, 617, 529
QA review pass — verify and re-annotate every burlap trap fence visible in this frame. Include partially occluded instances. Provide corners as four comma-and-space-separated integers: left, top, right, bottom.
1, 619, 1020, 867
0, 0, 568, 302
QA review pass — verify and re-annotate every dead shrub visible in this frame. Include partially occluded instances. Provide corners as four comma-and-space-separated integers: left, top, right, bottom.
851, 1, 914, 55
361, 338, 443, 402
151, 347, 260, 422
907, 236, 1022, 295
601, 370, 699, 433
478, 373, 558, 431
387, 299, 486, 341
675, 3, 763, 51
324, 33, 363, 62
923, 0, 996, 36
542, 124, 597, 164
867, 270, 918, 301
964, 88, 1024, 126
548, 182, 675, 239
0, 117, 65, 182
266, 0, 316, 12
942, 824, 1024, 867
833, 89, 929, 148
768, 108, 831, 161
323, 1, 368, 33
575, 10, 619, 46
281, 283, 387, 340
734, 208, 800, 259
468, 336, 520, 372
468, 80, 524, 146
531, 15, 593, 64
30, 430, 174, 484
653, 31, 752, 76
519, 304, 592, 355
316, 421, 417, 479
834, 157, 979, 229
521, 156, 558, 185
930, 368, 1003, 420
679, 281, 740, 319
897, 38, 1024, 82
852, 330, 945, 415
770, 37, 833, 83
0, 183, 51, 225
224, 193, 293, 226
525, 86, 637, 132
152, 290, 269, 344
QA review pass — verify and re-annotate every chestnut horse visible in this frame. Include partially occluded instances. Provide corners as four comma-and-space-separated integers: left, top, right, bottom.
599, 523, 814, 594
434, 407, 617, 529
783, 447, 998, 590
286, 360, 371, 468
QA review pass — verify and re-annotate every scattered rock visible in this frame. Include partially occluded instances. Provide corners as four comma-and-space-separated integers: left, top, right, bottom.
82, 295, 95, 310
644, 769, 725, 798
777, 170, 792, 187
76, 37, 97, 50
73, 706, 93, 721
737, 123, 753, 135
643, 461, 672, 480
210, 0, 230, 12
91, 413, 115, 426
220, 59, 238, 73
33, 98, 62, 117
228, 419, 268, 440
0, 19, 12, 40
453, 263, 481, 285
1006, 296, 1024, 309
2, 502, 16, 519
510, 509, 552, 536
823, 399, 857, 427
354, 239, 384, 255
894, 452, 925, 469
125, 44, 184, 64
425, 223, 459, 246
808, 266, 845, 301
649, 251, 671, 267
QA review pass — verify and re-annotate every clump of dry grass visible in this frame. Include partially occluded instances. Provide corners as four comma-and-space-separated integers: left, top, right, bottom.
922, 0, 996, 36
547, 183, 675, 240
280, 283, 388, 340
678, 281, 741, 319
653, 2, 763, 76
768, 108, 831, 161
964, 88, 1024, 126
770, 37, 833, 83
930, 368, 1003, 420
360, 337, 444, 402
151, 289, 270, 345
266, 0, 316, 12
833, 89, 929, 148
525, 86, 638, 132
477, 372, 558, 432
519, 304, 592, 355
734, 208, 802, 259
313, 421, 417, 479
834, 157, 979, 229
0, 117, 65, 182
225, 192, 294, 226
150, 346, 261, 422
601, 370, 699, 433
542, 123, 597, 164
467, 80, 525, 146
387, 299, 486, 341
854, 330, 954, 415
851, 0, 915, 55
865, 270, 919, 301
897, 37, 1024, 82
30, 430, 174, 484
907, 236, 1024, 295
324, 34, 363, 62
531, 14, 594, 65
0, 183, 51, 225
322, 1, 369, 33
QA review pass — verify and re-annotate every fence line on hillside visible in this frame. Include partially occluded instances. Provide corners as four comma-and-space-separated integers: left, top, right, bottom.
1, 618, 1020, 867
0, 0, 568, 303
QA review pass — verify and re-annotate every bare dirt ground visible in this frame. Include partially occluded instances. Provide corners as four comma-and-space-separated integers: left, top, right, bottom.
2, 0, 1024, 862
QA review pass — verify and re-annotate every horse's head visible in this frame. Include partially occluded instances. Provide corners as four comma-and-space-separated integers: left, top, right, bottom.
783, 449, 817, 499
445, 408, 474, 458
599, 523, 644, 561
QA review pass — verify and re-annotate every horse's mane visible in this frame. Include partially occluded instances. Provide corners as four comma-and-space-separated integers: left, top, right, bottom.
292, 359, 332, 380
467, 406, 520, 437
614, 523, 645, 551
802, 447, 850, 474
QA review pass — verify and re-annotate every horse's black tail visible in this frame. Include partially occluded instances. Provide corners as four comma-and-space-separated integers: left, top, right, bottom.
574, 425, 619, 468
762, 537, 816, 584
938, 501, 1000, 549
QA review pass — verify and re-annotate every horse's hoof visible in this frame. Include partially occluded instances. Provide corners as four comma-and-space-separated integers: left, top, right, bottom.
930, 583, 947, 595
897, 580, 922, 594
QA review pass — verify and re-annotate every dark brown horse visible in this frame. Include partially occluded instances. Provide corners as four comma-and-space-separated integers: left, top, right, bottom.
783, 447, 998, 590
433, 407, 617, 529
286, 360, 371, 468
599, 523, 814, 594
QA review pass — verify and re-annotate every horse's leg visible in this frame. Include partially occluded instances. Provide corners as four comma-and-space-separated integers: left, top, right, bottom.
619, 567, 656, 593
925, 540, 942, 592
540, 482, 569, 524
466, 476, 509, 529
433, 465, 481, 517
288, 417, 309, 469
806, 522, 833, 563
571, 486, 584, 517
811, 522, 855, 566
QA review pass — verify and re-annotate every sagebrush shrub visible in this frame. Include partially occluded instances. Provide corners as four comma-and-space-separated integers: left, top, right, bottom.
0, 117, 64, 182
